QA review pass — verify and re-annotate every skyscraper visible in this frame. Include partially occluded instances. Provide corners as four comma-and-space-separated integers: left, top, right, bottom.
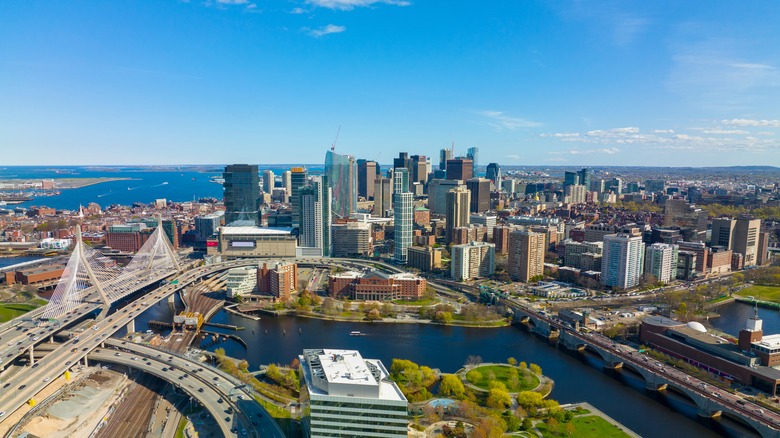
299, 176, 332, 257
711, 218, 736, 248
485, 163, 501, 191
223, 164, 260, 226
325, 150, 357, 220
577, 168, 590, 191
410, 155, 428, 186
373, 176, 392, 217
262, 169, 274, 194
445, 158, 473, 181
357, 159, 378, 200
393, 169, 413, 264
563, 171, 578, 189
445, 186, 470, 243
645, 243, 678, 284
508, 230, 545, 282
393, 153, 413, 192
282, 170, 292, 202
290, 167, 308, 228
439, 148, 453, 170
427, 179, 464, 215
601, 232, 645, 289
467, 147, 479, 176
466, 178, 491, 213
733, 215, 761, 267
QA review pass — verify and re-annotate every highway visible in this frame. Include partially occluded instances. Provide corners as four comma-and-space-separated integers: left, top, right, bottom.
0, 259, 260, 430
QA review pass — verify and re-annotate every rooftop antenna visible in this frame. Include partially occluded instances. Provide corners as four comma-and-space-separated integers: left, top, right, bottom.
331, 125, 341, 152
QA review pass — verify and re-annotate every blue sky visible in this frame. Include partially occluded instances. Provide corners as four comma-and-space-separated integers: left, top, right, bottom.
2, 0, 780, 167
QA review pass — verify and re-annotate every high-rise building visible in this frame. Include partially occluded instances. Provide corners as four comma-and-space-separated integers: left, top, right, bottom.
508, 230, 545, 282
493, 226, 512, 254
373, 177, 392, 217
733, 216, 761, 267
195, 211, 223, 243
282, 170, 292, 200
645, 243, 678, 284
711, 218, 736, 248
290, 167, 308, 228
161, 219, 180, 249
577, 168, 590, 191
451, 241, 495, 281
393, 152, 413, 192
410, 155, 428, 187
565, 184, 587, 204
299, 176, 331, 257
470, 213, 497, 237
393, 169, 413, 264
427, 179, 464, 215
466, 178, 491, 213
262, 169, 275, 194
601, 232, 645, 289
758, 231, 771, 266
563, 171, 578, 189
485, 163, 501, 191
299, 348, 408, 438
439, 148, 453, 170
223, 164, 260, 226
357, 159, 378, 200
467, 147, 479, 176
445, 186, 470, 243
445, 158, 473, 181
324, 150, 357, 220
331, 222, 371, 257
645, 179, 666, 194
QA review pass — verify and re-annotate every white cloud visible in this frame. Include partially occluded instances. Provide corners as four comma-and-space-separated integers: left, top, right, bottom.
290, 7, 307, 14
305, 24, 346, 37
479, 110, 542, 131
505, 154, 521, 160
567, 148, 621, 155
701, 129, 749, 135
540, 132, 580, 138
217, 0, 249, 4
586, 127, 640, 136
722, 118, 780, 127
305, 0, 410, 10
652, 129, 675, 134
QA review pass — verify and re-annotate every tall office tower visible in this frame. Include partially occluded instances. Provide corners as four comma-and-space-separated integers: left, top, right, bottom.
262, 169, 275, 194
563, 171, 579, 189
758, 232, 770, 265
299, 176, 332, 256
688, 186, 703, 204
410, 155, 428, 187
565, 184, 587, 204
393, 152, 412, 191
445, 158, 473, 181
290, 167, 308, 228
324, 150, 357, 220
467, 147, 479, 176
299, 349, 409, 438
577, 168, 590, 191
357, 159, 378, 200
605, 177, 622, 194
393, 169, 413, 264
485, 163, 501, 191
466, 178, 491, 213
710, 218, 736, 248
733, 215, 761, 267
373, 176, 392, 217
601, 232, 645, 289
282, 170, 292, 195
161, 219, 180, 249
427, 179, 464, 215
223, 164, 260, 226
445, 186, 471, 243
451, 241, 496, 281
644, 243, 678, 284
645, 179, 666, 194
590, 178, 605, 193
439, 148, 454, 170
195, 211, 224, 243
508, 230, 546, 282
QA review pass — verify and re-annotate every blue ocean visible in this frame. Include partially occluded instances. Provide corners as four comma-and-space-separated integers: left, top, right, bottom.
0, 165, 323, 211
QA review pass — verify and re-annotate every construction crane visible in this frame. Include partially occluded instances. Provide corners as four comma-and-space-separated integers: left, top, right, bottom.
331, 125, 341, 152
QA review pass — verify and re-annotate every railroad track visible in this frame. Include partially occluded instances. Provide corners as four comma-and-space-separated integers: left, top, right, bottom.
96, 373, 165, 438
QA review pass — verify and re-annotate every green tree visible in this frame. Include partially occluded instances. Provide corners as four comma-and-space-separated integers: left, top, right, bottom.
521, 418, 533, 431
507, 357, 517, 366
486, 388, 512, 410
529, 363, 542, 376
516, 391, 544, 410
439, 374, 466, 398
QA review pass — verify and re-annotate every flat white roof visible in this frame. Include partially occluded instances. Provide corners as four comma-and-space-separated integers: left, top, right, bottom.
303, 349, 407, 402
320, 349, 377, 386
221, 226, 293, 235
756, 334, 780, 349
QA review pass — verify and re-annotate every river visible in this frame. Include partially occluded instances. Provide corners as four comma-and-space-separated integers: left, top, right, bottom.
134, 299, 761, 437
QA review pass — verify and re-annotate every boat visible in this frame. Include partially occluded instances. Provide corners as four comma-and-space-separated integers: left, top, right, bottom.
350, 331, 362, 336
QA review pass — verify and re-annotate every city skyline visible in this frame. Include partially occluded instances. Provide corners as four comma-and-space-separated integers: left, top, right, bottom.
2, 1, 780, 166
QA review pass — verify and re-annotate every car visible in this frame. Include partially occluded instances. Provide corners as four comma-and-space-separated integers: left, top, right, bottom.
224, 417, 230, 422
217, 398, 223, 403
43, 377, 51, 382
115, 352, 121, 356
32, 336, 39, 341
241, 429, 246, 436
162, 367, 168, 371
19, 384, 26, 390
131, 356, 137, 361
213, 377, 219, 381
198, 387, 204, 393
65, 361, 72, 365
0, 411, 5, 417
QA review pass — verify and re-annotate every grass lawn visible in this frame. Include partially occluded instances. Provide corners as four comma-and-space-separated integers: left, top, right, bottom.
536, 415, 631, 438
707, 295, 732, 304
0, 303, 41, 323
392, 298, 438, 306
737, 285, 780, 303
465, 364, 539, 392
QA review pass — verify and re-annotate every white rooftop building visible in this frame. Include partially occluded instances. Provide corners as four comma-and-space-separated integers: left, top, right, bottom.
300, 348, 408, 438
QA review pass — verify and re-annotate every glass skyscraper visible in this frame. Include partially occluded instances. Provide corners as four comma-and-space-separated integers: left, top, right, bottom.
324, 150, 357, 220
222, 164, 260, 226
393, 168, 412, 264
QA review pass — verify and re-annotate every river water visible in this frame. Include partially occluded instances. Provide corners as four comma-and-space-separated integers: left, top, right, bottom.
133, 298, 762, 437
